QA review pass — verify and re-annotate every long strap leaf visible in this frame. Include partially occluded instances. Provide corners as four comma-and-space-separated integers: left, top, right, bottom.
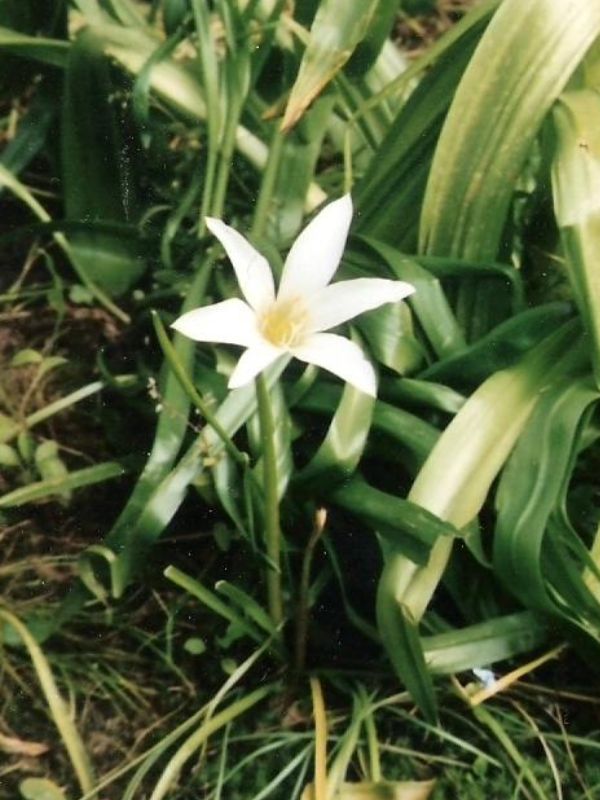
376, 323, 585, 720
552, 88, 600, 388
420, 0, 600, 260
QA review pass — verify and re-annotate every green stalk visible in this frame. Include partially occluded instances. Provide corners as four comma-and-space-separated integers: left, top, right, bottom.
199, 143, 219, 236
293, 509, 326, 681
252, 124, 286, 239
362, 694, 382, 783
248, 125, 290, 630
191, 0, 221, 234
255, 373, 284, 628
212, 96, 245, 219
310, 677, 328, 800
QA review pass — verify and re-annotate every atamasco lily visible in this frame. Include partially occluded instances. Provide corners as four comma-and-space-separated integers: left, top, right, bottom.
172, 195, 415, 396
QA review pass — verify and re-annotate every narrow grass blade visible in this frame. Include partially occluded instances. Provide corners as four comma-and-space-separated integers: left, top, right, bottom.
0, 461, 127, 508
216, 580, 278, 637
165, 566, 267, 647
0, 610, 95, 796
88, 642, 275, 800
0, 25, 68, 67
0, 379, 118, 444
471, 706, 549, 800
149, 687, 271, 800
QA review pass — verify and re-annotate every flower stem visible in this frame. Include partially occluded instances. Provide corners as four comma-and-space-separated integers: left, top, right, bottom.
293, 508, 327, 681
252, 124, 285, 239
255, 373, 284, 628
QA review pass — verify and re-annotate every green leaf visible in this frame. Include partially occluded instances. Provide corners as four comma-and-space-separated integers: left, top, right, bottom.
358, 301, 424, 375
421, 303, 574, 388
552, 88, 600, 388
382, 376, 465, 415
331, 780, 436, 800
165, 567, 267, 647
298, 383, 439, 473
332, 477, 457, 564
87, 357, 288, 599
420, 0, 600, 260
355, 238, 465, 358
0, 82, 56, 182
494, 378, 600, 630
281, 0, 379, 131
355, 4, 494, 249
257, 97, 334, 247
62, 29, 145, 295
216, 580, 278, 637
376, 323, 585, 717
295, 380, 375, 491
11, 348, 43, 366
74, 265, 211, 603
345, 0, 401, 77
183, 637, 206, 656
0, 461, 126, 507
423, 612, 548, 675
0, 25, 68, 68
0, 443, 19, 467
252, 380, 294, 500
376, 591, 438, 724
0, 162, 129, 322
0, 412, 19, 443
19, 777, 67, 800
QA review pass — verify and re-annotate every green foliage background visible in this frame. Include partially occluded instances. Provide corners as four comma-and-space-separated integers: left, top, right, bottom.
1, 0, 600, 797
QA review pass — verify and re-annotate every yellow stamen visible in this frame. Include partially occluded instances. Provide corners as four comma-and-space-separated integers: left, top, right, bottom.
259, 298, 308, 348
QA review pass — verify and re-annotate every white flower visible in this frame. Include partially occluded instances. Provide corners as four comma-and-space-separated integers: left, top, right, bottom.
172, 195, 415, 396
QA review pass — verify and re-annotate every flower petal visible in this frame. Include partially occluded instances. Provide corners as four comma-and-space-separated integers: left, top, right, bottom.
307, 278, 415, 333
291, 332, 377, 396
278, 194, 353, 301
206, 217, 275, 312
228, 342, 283, 388
171, 298, 261, 346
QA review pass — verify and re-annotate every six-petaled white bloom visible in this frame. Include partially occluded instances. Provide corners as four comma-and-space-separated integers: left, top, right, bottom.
172, 195, 415, 396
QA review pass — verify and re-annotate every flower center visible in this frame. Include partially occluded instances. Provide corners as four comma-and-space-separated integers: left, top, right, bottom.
259, 298, 308, 348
